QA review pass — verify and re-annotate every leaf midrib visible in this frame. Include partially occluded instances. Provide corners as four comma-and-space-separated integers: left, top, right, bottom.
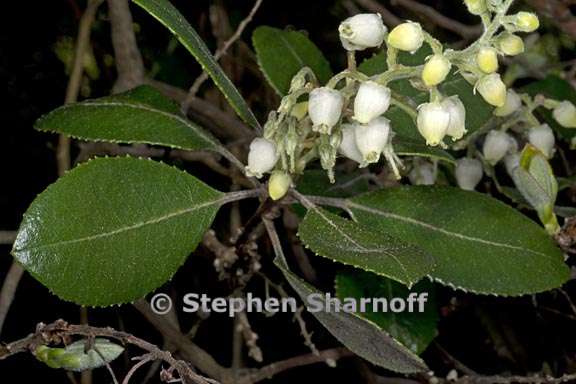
14, 196, 224, 253
347, 201, 552, 258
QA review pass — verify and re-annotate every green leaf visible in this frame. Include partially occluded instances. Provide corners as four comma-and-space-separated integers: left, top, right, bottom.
34, 85, 244, 169
253, 26, 333, 96
298, 207, 434, 287
522, 75, 576, 140
336, 269, 438, 355
12, 157, 225, 306
269, 223, 428, 373
132, 0, 261, 131
348, 186, 570, 296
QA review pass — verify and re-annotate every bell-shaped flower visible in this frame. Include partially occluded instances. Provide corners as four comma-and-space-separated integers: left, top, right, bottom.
409, 162, 436, 185
338, 124, 364, 163
308, 87, 344, 134
354, 117, 391, 166
417, 102, 450, 146
476, 73, 507, 107
245, 138, 278, 178
442, 96, 467, 140
528, 124, 555, 158
339, 13, 387, 51
353, 81, 391, 124
553, 101, 576, 128
483, 130, 512, 165
455, 158, 484, 191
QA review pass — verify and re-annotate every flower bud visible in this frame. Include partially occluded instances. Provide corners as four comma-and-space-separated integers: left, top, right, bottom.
339, 13, 387, 51
417, 102, 450, 146
497, 33, 524, 56
409, 162, 436, 185
353, 81, 391, 124
308, 87, 344, 134
422, 54, 452, 87
483, 130, 512, 165
552, 100, 576, 128
442, 96, 467, 140
338, 124, 364, 163
476, 73, 507, 107
455, 158, 483, 191
354, 117, 391, 165
245, 138, 278, 178
464, 0, 487, 15
268, 171, 292, 200
513, 12, 540, 33
476, 47, 499, 74
387, 21, 424, 52
528, 124, 555, 158
494, 89, 521, 117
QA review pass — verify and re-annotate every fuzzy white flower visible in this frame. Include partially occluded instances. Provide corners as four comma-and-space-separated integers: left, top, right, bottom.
338, 124, 364, 163
353, 81, 391, 124
494, 89, 521, 117
528, 124, 555, 158
245, 138, 278, 178
442, 96, 467, 140
483, 130, 512, 165
308, 87, 344, 134
552, 101, 576, 128
387, 21, 424, 52
354, 117, 391, 165
455, 158, 484, 191
268, 171, 292, 201
504, 153, 520, 175
422, 54, 452, 87
476, 73, 507, 107
417, 102, 451, 146
339, 13, 387, 51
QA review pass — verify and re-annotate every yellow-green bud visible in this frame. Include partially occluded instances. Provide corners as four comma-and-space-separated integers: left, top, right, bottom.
387, 22, 424, 52
464, 0, 487, 15
268, 171, 292, 200
422, 54, 452, 87
497, 33, 524, 56
476, 47, 499, 74
476, 74, 507, 107
513, 12, 540, 33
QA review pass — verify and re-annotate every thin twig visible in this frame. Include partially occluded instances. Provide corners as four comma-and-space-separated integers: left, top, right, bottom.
0, 231, 16, 245
121, 354, 154, 384
0, 262, 25, 336
353, 0, 401, 27
108, 0, 145, 92
182, 0, 264, 112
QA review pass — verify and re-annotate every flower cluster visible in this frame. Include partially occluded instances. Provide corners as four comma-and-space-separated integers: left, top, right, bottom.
245, 0, 576, 202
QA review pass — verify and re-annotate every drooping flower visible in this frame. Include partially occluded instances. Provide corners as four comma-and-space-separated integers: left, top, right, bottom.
339, 13, 387, 51
354, 117, 391, 165
483, 130, 512, 165
528, 124, 555, 158
268, 171, 292, 201
308, 87, 344, 134
442, 96, 467, 140
455, 158, 484, 191
245, 138, 278, 178
353, 81, 391, 124
417, 102, 450, 146
338, 124, 364, 163
476, 73, 507, 107
553, 101, 576, 128
494, 89, 521, 117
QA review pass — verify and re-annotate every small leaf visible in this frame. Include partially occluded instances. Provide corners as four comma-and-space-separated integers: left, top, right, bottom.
253, 26, 333, 95
348, 186, 570, 296
336, 269, 438, 355
132, 0, 261, 131
298, 207, 435, 287
12, 157, 225, 306
270, 223, 428, 373
36, 339, 124, 372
